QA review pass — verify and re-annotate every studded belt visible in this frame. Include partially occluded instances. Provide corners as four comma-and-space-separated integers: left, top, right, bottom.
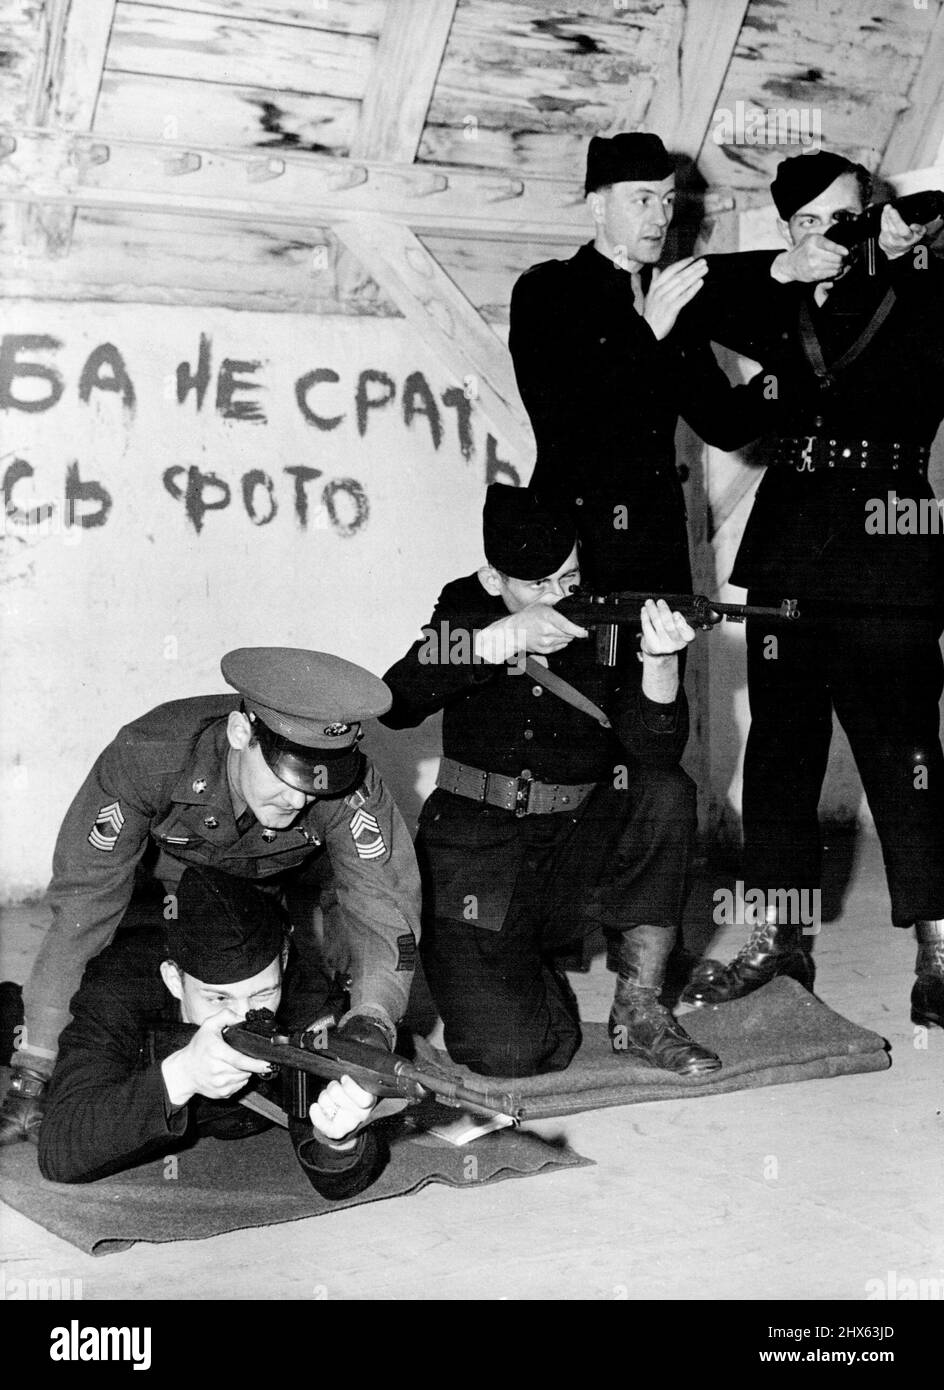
770, 437, 930, 475
436, 757, 596, 818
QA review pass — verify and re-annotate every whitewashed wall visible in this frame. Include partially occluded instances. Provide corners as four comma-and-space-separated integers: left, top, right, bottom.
0, 301, 525, 897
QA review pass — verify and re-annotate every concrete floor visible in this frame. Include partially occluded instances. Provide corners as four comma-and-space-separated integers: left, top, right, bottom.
1, 830, 941, 1301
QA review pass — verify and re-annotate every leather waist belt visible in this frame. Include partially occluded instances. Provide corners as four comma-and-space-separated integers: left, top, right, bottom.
771, 437, 930, 475
437, 757, 597, 818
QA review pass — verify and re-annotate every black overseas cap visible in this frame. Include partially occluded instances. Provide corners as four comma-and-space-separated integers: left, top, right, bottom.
166, 866, 287, 985
221, 647, 391, 795
771, 150, 870, 219
483, 484, 577, 581
585, 132, 674, 195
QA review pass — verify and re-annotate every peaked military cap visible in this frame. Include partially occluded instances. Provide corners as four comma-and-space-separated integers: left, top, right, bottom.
166, 865, 287, 985
221, 647, 391, 795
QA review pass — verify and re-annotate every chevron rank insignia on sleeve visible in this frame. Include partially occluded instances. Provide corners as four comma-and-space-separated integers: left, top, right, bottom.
88, 801, 125, 852
349, 807, 386, 860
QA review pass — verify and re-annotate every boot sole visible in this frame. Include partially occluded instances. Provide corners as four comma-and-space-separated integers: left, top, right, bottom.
681, 963, 814, 1009
611, 1041, 723, 1076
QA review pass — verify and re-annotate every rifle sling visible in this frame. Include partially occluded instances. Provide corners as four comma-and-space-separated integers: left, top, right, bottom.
798, 286, 896, 387
523, 656, 612, 730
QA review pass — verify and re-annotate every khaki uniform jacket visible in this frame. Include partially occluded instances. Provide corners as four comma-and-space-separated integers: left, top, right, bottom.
25, 695, 420, 1055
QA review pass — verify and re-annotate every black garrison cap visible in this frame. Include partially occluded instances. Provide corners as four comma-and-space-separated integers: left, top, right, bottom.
483, 484, 577, 581
166, 865, 287, 985
771, 150, 871, 219
585, 132, 674, 195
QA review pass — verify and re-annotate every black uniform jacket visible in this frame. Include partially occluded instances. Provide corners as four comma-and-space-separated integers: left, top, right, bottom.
381, 573, 689, 780
509, 241, 789, 590
690, 249, 944, 605
382, 574, 689, 932
38, 930, 385, 1195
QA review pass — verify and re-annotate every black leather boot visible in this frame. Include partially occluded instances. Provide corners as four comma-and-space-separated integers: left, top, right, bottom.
0, 1067, 48, 1146
608, 925, 721, 1076
681, 916, 815, 1007
911, 919, 944, 1029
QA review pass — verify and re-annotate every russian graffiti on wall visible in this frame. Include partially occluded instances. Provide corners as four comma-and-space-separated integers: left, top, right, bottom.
0, 331, 519, 538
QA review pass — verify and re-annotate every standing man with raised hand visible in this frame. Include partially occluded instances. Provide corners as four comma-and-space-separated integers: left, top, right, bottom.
509, 131, 789, 593
0, 648, 421, 1145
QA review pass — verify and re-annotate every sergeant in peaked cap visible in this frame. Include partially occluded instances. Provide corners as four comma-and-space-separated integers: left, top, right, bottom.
221, 647, 392, 796
1, 646, 421, 1147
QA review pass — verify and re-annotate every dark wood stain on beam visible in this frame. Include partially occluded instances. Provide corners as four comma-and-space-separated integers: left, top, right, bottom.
532, 19, 609, 56
251, 98, 335, 156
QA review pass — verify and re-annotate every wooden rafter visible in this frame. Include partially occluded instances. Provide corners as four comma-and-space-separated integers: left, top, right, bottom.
882, 0, 944, 175
334, 217, 533, 462
0, 126, 742, 243
351, 0, 458, 163
19, 0, 117, 257
640, 0, 749, 180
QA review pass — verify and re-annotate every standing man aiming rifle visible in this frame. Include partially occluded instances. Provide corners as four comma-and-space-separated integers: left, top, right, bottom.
679, 150, 944, 1022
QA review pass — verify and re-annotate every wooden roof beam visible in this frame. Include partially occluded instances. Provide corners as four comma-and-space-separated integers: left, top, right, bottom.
638, 0, 749, 185
0, 126, 741, 244
334, 217, 533, 461
19, 0, 117, 257
351, 0, 458, 164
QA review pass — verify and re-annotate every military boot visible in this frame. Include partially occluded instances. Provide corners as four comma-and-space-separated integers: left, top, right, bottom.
681, 912, 815, 1007
0, 1067, 48, 1146
911, 919, 944, 1029
608, 924, 721, 1077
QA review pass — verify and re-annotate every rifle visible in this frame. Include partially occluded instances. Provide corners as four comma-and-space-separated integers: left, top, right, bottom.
223, 1009, 522, 1125
824, 190, 944, 277
558, 590, 799, 666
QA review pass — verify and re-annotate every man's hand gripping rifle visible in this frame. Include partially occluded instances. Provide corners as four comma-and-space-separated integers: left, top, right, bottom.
223, 1009, 522, 1126
825, 189, 944, 277
558, 590, 800, 665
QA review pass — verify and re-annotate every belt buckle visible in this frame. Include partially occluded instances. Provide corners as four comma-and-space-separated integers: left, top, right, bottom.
798, 436, 816, 473
514, 771, 533, 818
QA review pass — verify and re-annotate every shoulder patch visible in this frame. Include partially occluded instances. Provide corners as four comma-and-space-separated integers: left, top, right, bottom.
350, 807, 386, 860
88, 801, 125, 853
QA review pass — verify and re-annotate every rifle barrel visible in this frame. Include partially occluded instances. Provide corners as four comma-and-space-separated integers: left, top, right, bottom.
402, 1064, 522, 1123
